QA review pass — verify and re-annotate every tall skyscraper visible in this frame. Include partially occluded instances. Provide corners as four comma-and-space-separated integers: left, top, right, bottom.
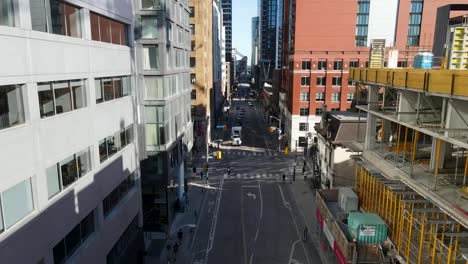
136, 0, 193, 235
280, 0, 468, 152
251, 16, 260, 66
258, 0, 283, 82
0, 0, 143, 262
221, 0, 232, 64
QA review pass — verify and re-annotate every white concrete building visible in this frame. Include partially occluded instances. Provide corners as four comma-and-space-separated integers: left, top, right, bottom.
135, 0, 193, 235
314, 111, 366, 189
0, 0, 143, 263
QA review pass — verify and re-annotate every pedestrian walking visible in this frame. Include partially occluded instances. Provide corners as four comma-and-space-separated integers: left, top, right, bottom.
282, 174, 286, 182
200, 171, 203, 181
227, 166, 231, 175
303, 226, 308, 241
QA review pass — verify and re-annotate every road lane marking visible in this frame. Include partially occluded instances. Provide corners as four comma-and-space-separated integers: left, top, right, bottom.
241, 187, 248, 264
278, 185, 291, 209
288, 239, 301, 264
255, 228, 259, 241
249, 253, 254, 264
258, 181, 263, 220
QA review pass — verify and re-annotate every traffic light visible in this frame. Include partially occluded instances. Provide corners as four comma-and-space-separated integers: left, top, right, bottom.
217, 151, 222, 160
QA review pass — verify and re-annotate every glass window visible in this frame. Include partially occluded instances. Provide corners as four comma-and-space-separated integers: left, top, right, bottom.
77, 150, 90, 177
300, 76, 310, 86
95, 79, 103, 103
191, 89, 196, 100
315, 108, 323, 115
332, 92, 340, 102
2, 178, 34, 228
299, 123, 308, 131
333, 61, 343, 70
349, 60, 359, 68
71, 80, 86, 109
300, 92, 309, 101
80, 211, 95, 240
65, 224, 81, 257
120, 129, 127, 148
102, 78, 114, 101
0, 85, 24, 130
348, 79, 355, 86
190, 57, 196, 67
90, 12, 100, 40
316, 92, 324, 102
99, 139, 107, 162
90, 12, 127, 45
301, 61, 311, 70
113, 78, 123, 99
122, 76, 131, 96
141, 16, 157, 38
0, 0, 15, 27
53, 81, 72, 114
143, 45, 160, 70
142, 0, 160, 9
53, 211, 94, 263
126, 125, 133, 143
317, 60, 327, 70
332, 76, 342, 86
38, 83, 55, 118
107, 136, 117, 157
316, 76, 326, 86
60, 154, 78, 188
103, 174, 135, 217
53, 240, 66, 264
299, 108, 309, 116
46, 164, 61, 198
347, 92, 354, 101
31, 0, 81, 37
189, 23, 195, 35
190, 73, 196, 84
145, 77, 164, 99
189, 6, 194, 17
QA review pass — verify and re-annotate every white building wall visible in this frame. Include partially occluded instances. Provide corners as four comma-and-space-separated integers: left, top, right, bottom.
367, 0, 398, 47
289, 114, 321, 151
0, 0, 141, 262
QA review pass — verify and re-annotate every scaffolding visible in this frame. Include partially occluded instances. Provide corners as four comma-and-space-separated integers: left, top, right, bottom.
354, 161, 468, 264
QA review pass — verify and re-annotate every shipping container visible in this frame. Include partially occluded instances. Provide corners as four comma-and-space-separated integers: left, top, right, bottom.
348, 212, 388, 244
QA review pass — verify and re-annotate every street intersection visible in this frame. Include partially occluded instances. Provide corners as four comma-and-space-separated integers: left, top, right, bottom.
188, 95, 322, 264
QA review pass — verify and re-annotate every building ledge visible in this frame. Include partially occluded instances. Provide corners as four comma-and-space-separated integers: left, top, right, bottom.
362, 150, 468, 228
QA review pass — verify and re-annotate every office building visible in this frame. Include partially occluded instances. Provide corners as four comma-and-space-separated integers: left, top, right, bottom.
258, 0, 283, 82
251, 16, 260, 66
0, 0, 143, 262
213, 0, 224, 121
221, 0, 232, 64
135, 0, 193, 235
189, 0, 213, 152
280, 0, 467, 151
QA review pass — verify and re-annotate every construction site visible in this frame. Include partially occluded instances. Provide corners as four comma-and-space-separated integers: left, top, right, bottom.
342, 67, 468, 264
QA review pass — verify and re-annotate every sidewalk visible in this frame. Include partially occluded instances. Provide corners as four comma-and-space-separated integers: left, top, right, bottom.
290, 177, 337, 264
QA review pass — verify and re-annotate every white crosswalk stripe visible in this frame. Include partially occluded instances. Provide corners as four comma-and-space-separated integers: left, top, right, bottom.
223, 173, 283, 180
223, 151, 279, 157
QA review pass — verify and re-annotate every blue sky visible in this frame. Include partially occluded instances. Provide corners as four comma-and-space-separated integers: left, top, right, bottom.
232, 0, 257, 64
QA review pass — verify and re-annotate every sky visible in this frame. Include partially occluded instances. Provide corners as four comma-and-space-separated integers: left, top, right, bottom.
232, 0, 258, 64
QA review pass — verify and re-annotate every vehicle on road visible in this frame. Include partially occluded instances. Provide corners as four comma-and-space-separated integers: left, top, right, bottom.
236, 105, 240, 110
231, 126, 242, 145
248, 102, 253, 106
235, 120, 242, 126
239, 113, 244, 118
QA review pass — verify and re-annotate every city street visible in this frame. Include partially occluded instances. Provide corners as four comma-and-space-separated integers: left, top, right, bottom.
189, 89, 322, 264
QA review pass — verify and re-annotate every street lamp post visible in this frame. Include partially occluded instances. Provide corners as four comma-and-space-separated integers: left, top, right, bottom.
270, 115, 282, 151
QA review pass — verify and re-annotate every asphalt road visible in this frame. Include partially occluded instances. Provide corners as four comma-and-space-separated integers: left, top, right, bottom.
190, 92, 321, 264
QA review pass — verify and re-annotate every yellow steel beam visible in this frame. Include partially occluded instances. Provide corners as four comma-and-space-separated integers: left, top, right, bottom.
453, 224, 460, 264
397, 199, 405, 252
412, 131, 420, 161
417, 217, 426, 264
405, 203, 414, 262
431, 224, 439, 264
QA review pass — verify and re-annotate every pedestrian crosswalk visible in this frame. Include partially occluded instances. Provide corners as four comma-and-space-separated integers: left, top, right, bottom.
223, 151, 278, 157
223, 173, 284, 180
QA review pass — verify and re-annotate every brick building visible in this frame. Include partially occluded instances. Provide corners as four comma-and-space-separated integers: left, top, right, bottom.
280, 0, 467, 151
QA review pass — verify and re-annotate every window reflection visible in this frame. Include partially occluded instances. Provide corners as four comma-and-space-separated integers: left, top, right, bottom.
0, 85, 24, 130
